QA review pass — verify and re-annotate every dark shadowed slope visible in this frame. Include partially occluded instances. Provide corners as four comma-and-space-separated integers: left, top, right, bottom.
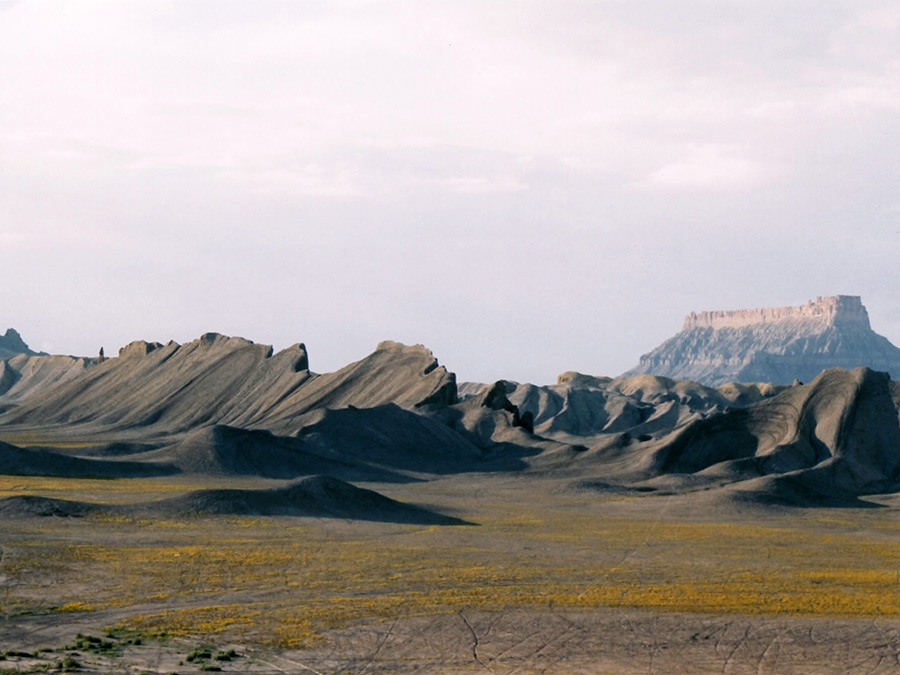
490, 373, 783, 444
0, 439, 177, 478
0, 476, 468, 524
569, 368, 900, 504
148, 475, 470, 523
0, 495, 100, 518
143, 424, 407, 482
296, 404, 484, 474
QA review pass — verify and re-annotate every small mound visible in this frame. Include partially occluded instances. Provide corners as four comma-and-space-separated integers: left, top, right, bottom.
0, 495, 100, 518
699, 476, 885, 510
148, 475, 470, 524
145, 424, 404, 481
148, 425, 302, 476
0, 440, 177, 478
46, 441, 163, 458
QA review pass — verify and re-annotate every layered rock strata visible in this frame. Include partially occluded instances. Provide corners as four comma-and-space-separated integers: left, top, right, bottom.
624, 296, 900, 386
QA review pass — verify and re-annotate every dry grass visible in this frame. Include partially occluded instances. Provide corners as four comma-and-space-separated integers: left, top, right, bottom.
0, 475, 277, 504
3, 476, 900, 648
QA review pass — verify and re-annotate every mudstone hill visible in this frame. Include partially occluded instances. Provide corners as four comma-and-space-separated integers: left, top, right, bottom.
0, 307, 899, 511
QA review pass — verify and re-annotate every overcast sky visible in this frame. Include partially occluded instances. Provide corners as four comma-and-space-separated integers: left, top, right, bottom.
1, 1, 898, 384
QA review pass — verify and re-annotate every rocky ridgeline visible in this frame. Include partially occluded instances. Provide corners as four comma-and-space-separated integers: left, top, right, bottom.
625, 296, 900, 386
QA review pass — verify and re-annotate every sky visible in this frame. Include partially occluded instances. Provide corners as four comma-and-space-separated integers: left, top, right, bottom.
1, 1, 898, 384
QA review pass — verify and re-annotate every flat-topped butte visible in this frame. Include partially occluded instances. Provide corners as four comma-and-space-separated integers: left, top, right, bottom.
626, 296, 900, 386
683, 295, 870, 330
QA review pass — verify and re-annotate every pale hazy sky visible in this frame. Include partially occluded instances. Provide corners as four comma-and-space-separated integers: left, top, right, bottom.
1, 1, 898, 384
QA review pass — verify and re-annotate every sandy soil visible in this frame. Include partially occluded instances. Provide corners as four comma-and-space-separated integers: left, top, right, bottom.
4, 607, 900, 673
4, 474, 900, 673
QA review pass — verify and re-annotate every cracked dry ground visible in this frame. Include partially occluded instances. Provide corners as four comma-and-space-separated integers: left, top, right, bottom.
270, 609, 900, 674
5, 476, 900, 673
6, 608, 900, 673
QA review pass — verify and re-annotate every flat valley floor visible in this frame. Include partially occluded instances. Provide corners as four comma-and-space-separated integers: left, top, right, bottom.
4, 472, 900, 673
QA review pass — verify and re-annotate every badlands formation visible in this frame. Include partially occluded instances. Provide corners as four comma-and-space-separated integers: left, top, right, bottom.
0, 313, 899, 512
625, 295, 900, 386
2, 309, 900, 672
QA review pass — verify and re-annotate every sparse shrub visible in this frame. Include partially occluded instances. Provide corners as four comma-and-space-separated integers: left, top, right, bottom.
185, 647, 212, 662
214, 649, 237, 661
57, 656, 81, 671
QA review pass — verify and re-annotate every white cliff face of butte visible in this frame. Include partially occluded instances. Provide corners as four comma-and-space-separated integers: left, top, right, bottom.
623, 296, 900, 387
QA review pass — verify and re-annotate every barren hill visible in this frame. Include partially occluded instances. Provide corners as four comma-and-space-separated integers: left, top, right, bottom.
0, 354, 95, 407
0, 476, 467, 524
0, 335, 455, 437
623, 296, 900, 386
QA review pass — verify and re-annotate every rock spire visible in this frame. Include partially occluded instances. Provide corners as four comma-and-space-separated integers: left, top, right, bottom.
0, 328, 37, 360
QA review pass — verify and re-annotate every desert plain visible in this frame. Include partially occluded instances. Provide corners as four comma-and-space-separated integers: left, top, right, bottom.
5, 466, 900, 673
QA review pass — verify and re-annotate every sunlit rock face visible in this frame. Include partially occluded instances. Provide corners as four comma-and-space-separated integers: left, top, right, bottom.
624, 296, 900, 386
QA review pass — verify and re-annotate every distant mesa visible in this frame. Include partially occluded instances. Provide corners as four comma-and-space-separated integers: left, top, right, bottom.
623, 296, 900, 387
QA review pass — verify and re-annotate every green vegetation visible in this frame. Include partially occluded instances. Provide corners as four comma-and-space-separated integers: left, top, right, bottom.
214, 649, 238, 661
57, 656, 81, 672
64, 633, 126, 656
185, 647, 213, 662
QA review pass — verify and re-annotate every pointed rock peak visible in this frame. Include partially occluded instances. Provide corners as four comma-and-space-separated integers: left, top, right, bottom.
0, 328, 35, 356
276, 343, 309, 372
478, 380, 516, 411
4, 328, 25, 343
